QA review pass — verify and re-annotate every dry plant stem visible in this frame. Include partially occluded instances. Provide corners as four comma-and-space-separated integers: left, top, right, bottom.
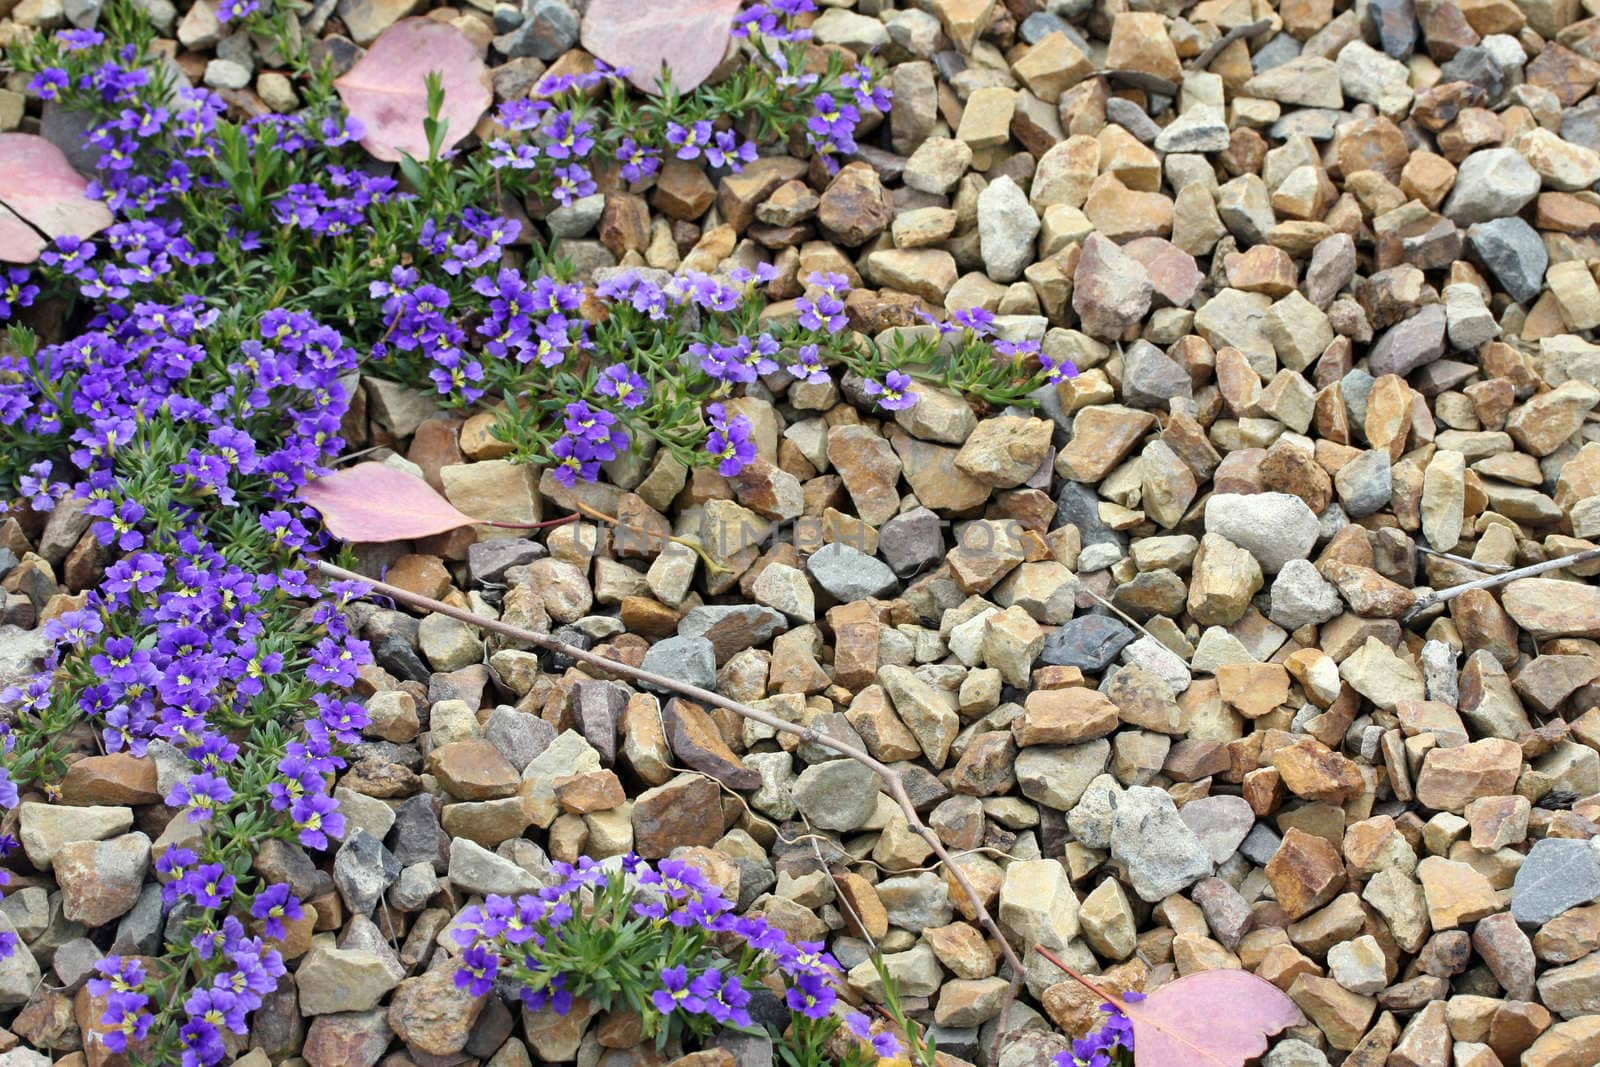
1402, 545, 1600, 622
313, 559, 1026, 1050
1035, 945, 1116, 1005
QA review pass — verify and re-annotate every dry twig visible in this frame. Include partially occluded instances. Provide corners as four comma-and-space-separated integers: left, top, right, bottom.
1402, 545, 1600, 623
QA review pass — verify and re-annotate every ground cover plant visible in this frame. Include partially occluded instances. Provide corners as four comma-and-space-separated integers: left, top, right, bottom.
0, 2, 1088, 1062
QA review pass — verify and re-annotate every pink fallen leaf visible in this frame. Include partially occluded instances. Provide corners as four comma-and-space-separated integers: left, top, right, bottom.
1039, 947, 1305, 1067
0, 133, 114, 264
333, 18, 493, 164
580, 0, 743, 94
298, 462, 481, 542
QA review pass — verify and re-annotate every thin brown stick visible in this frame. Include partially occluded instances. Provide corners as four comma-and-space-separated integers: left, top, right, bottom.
314, 559, 1025, 1053
1035, 944, 1116, 1004
1402, 545, 1600, 622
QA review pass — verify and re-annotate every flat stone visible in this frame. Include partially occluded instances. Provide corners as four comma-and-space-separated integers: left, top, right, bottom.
1512, 838, 1600, 926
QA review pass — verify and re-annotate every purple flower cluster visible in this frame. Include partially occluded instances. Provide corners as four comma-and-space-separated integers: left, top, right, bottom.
89, 919, 288, 1065
845, 1011, 906, 1058
1053, 994, 1143, 1067
691, 332, 781, 385
551, 401, 631, 487
486, 71, 622, 200
273, 164, 400, 237
453, 854, 847, 1038
469, 270, 587, 368
732, 0, 816, 41
705, 403, 758, 476
666, 120, 759, 172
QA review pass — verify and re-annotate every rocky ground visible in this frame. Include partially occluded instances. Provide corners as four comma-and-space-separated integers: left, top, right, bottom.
5, 0, 1600, 1064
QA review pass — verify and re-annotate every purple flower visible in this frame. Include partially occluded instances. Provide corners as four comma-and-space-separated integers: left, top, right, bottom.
785, 343, 829, 384
0, 267, 39, 319
704, 403, 757, 476
29, 68, 69, 100
665, 120, 714, 161
178, 863, 236, 909
994, 337, 1041, 359
216, 0, 260, 21
455, 944, 500, 995
1039, 352, 1079, 383
541, 111, 594, 160
705, 130, 758, 171
805, 93, 859, 170
864, 369, 918, 411
783, 971, 836, 1019
168, 770, 234, 821
57, 27, 105, 49
841, 65, 893, 113
88, 496, 145, 550
550, 163, 597, 206
651, 964, 713, 1016
596, 364, 649, 409
289, 792, 344, 850
615, 138, 660, 182
100, 988, 153, 1052
250, 883, 303, 941
846, 1012, 905, 1058
952, 306, 996, 336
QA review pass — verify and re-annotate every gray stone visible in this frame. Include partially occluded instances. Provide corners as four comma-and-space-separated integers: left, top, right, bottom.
493, 0, 578, 59
1016, 739, 1111, 810
1065, 774, 1122, 849
1438, 45, 1504, 99
468, 538, 546, 584
0, 626, 50, 693
333, 831, 401, 917
1204, 493, 1320, 573
1240, 822, 1283, 866
807, 542, 898, 602
1561, 96, 1600, 152
875, 872, 953, 932
678, 604, 789, 659
1054, 480, 1125, 548
1511, 837, 1600, 926
1040, 615, 1136, 671
1443, 148, 1540, 225
1368, 304, 1447, 378
203, 58, 251, 90
792, 758, 879, 831
639, 635, 717, 693
389, 794, 449, 871
1177, 794, 1255, 864
0, 916, 39, 1008
388, 862, 438, 911
1333, 450, 1394, 518
879, 507, 946, 577
1121, 341, 1193, 409
1110, 786, 1214, 902
1269, 559, 1343, 629
1107, 96, 1161, 142
977, 176, 1039, 284
1363, 0, 1417, 57
448, 837, 542, 896
1467, 217, 1548, 305
483, 706, 556, 773
1264, 1038, 1332, 1067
